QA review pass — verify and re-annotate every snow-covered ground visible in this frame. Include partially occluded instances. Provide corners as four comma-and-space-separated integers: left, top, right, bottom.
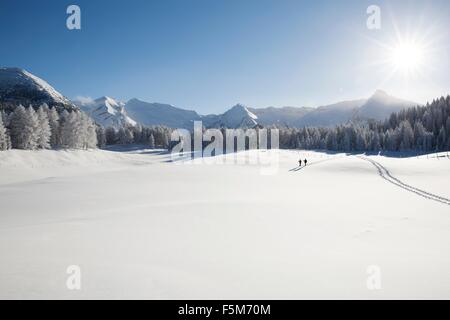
0, 148, 449, 299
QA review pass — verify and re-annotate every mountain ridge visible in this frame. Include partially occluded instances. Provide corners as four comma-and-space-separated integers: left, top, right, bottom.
0, 67, 420, 129
0, 67, 77, 112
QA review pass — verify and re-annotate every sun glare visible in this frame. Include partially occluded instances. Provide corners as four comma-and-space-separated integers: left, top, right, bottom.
390, 41, 425, 72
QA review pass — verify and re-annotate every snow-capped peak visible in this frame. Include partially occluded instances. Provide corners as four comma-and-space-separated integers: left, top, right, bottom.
226, 104, 258, 120
0, 67, 74, 108
74, 96, 136, 129
96, 96, 121, 107
202, 103, 259, 128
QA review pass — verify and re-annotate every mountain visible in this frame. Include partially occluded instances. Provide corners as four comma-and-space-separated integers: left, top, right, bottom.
94, 90, 417, 129
297, 99, 367, 127
0, 67, 77, 111
356, 90, 417, 120
202, 104, 258, 129
124, 98, 202, 129
0, 68, 419, 129
74, 96, 136, 129
249, 106, 314, 127
249, 91, 417, 128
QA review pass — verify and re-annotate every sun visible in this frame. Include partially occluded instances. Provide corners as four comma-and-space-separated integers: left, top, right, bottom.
390, 41, 425, 72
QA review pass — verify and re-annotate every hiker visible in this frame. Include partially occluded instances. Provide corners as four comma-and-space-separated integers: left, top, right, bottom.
304, 158, 308, 166
298, 159, 302, 167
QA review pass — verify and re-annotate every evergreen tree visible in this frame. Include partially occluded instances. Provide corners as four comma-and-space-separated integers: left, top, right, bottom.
0, 112, 10, 151
149, 133, 155, 148
36, 107, 51, 149
46, 106, 60, 147
9, 105, 38, 150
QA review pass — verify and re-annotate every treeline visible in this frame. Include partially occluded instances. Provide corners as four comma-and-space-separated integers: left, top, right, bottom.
99, 125, 172, 148
278, 95, 450, 152
0, 103, 173, 151
0, 104, 97, 150
1, 95, 449, 153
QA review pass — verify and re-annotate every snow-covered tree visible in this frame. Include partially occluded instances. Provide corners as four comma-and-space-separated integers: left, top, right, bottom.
36, 107, 51, 149
96, 126, 106, 148
118, 126, 134, 144
46, 106, 60, 147
0, 112, 10, 151
105, 127, 117, 145
149, 133, 155, 148
60, 111, 80, 148
81, 112, 97, 149
9, 105, 38, 149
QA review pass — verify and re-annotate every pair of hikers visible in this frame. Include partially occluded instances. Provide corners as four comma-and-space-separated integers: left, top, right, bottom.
298, 158, 307, 167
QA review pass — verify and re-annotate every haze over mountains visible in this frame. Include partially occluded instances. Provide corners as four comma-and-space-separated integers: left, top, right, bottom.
1, 68, 419, 129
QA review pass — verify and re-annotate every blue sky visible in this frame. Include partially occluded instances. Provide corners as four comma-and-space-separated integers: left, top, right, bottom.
0, 0, 449, 113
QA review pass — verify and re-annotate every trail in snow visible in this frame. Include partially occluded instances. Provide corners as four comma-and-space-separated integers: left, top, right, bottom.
359, 156, 450, 206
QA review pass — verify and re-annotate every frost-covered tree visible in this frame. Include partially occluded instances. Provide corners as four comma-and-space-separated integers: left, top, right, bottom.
60, 111, 80, 148
0, 113, 10, 151
96, 126, 106, 148
399, 120, 414, 150
437, 126, 446, 150
105, 127, 117, 145
118, 126, 134, 144
9, 105, 38, 149
46, 106, 60, 147
149, 133, 155, 148
36, 107, 51, 149
81, 112, 97, 149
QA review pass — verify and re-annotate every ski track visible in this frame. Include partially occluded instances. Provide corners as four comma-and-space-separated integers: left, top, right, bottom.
359, 156, 450, 206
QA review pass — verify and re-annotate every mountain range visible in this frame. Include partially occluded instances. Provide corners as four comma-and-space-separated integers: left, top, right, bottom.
1, 67, 419, 129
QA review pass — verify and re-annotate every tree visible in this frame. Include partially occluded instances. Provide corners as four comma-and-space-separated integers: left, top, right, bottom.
46, 106, 60, 147
437, 126, 446, 150
118, 127, 133, 144
0, 112, 10, 150
105, 127, 117, 145
82, 113, 98, 149
36, 106, 51, 149
399, 120, 414, 150
96, 126, 106, 148
149, 133, 155, 148
9, 105, 39, 150
60, 111, 80, 148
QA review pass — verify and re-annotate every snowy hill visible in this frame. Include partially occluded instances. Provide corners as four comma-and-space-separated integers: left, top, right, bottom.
0, 148, 449, 299
74, 96, 136, 129
0, 67, 77, 111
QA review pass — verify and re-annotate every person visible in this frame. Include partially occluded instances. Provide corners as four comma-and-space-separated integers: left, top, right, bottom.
304, 158, 308, 166
298, 159, 302, 167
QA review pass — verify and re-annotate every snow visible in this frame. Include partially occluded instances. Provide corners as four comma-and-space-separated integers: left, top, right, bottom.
0, 148, 449, 299
0, 68, 71, 106
203, 104, 258, 128
357, 90, 418, 120
76, 96, 137, 129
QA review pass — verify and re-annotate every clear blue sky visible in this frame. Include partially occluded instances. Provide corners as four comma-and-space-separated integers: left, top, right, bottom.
0, 0, 449, 113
